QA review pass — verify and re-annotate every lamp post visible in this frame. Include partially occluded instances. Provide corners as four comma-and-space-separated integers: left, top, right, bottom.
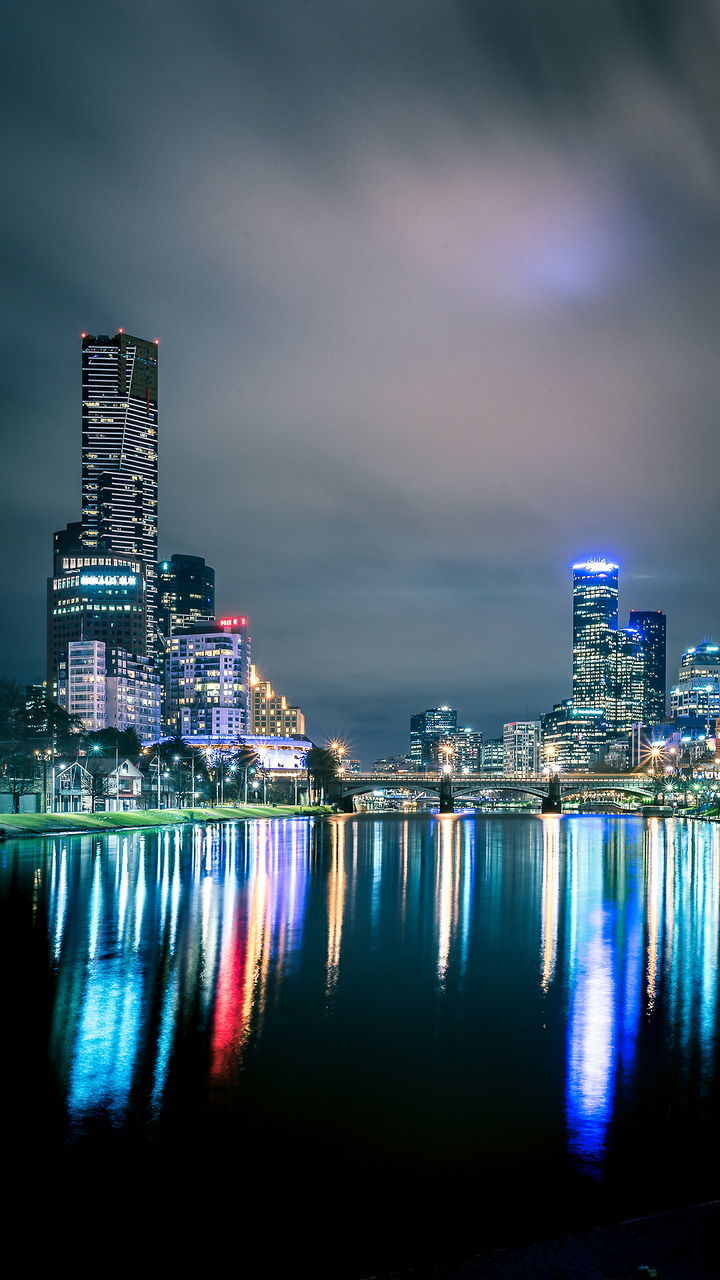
145, 752, 162, 810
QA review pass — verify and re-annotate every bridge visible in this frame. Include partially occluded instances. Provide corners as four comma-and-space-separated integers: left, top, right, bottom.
327, 771, 658, 814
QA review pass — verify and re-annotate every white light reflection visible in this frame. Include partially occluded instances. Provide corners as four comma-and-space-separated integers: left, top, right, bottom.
326, 819, 346, 1001
540, 816, 560, 993
436, 816, 455, 988
565, 822, 616, 1172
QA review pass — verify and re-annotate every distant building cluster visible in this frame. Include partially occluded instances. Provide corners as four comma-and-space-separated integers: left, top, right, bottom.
376, 557, 719, 779
46, 332, 306, 751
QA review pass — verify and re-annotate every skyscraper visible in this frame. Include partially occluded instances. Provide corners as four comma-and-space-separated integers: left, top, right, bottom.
628, 610, 666, 723
158, 554, 215, 639
47, 552, 147, 703
572, 560, 619, 711
409, 706, 458, 770
81, 331, 159, 654
605, 627, 644, 737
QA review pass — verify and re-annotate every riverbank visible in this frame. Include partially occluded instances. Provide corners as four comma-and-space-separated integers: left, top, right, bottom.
0, 803, 332, 838
377, 1199, 720, 1279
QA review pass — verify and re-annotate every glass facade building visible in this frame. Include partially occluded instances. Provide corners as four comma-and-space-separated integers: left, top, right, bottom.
541, 700, 606, 772
81, 332, 159, 655
158, 554, 215, 639
47, 554, 146, 705
572, 560, 619, 712
628, 610, 666, 723
606, 627, 644, 737
409, 706, 458, 770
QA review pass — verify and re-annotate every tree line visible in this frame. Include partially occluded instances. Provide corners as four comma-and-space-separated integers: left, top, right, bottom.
0, 679, 339, 811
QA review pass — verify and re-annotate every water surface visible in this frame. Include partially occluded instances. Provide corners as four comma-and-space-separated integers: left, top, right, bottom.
2, 814, 719, 1274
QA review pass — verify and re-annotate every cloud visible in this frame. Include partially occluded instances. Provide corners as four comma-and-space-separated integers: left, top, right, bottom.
3, 1, 720, 758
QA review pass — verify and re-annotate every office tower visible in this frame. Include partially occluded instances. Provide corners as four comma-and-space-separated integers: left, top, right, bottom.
166, 616, 250, 739
572, 560, 619, 711
480, 737, 504, 775
450, 727, 483, 772
606, 628, 644, 737
540, 700, 606, 772
669, 641, 720, 727
158, 554, 215, 639
503, 721, 541, 774
47, 553, 147, 704
249, 666, 305, 737
628, 610, 666, 723
409, 706, 458, 770
81, 332, 159, 654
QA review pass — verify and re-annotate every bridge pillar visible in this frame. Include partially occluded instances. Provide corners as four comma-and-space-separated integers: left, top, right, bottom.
541, 773, 562, 814
439, 771, 454, 814
340, 794, 355, 814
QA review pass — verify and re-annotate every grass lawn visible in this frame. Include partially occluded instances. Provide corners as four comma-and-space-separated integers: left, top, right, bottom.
0, 804, 332, 836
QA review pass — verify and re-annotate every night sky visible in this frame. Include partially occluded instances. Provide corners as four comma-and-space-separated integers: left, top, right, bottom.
3, 1, 720, 762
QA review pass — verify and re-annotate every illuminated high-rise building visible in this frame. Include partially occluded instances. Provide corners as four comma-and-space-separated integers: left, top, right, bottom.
166, 616, 251, 739
47, 550, 147, 704
606, 627, 644, 737
572, 559, 619, 712
540, 700, 606, 772
503, 721, 541, 774
158, 554, 215, 639
670, 641, 720, 728
81, 331, 159, 654
409, 706, 457, 770
628, 610, 666, 723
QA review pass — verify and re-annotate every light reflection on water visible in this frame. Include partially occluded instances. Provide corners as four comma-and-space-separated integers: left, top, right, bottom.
6, 812, 720, 1252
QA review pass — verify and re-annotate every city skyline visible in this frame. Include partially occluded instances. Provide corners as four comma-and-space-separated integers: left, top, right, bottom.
4, 3, 720, 762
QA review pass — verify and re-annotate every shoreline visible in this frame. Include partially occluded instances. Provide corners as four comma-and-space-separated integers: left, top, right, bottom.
0, 806, 712, 841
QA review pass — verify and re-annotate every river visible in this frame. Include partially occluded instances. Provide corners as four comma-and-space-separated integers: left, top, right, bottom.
2, 813, 719, 1275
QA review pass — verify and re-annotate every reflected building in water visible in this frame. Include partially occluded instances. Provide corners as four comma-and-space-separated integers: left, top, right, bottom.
28, 812, 720, 1184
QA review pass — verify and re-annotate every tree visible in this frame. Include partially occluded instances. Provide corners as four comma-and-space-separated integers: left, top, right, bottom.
305, 747, 338, 804
0, 680, 28, 743
140, 737, 210, 806
232, 739, 261, 802
81, 726, 142, 761
0, 750, 39, 814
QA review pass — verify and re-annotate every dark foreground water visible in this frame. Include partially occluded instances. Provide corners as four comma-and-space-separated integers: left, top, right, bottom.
2, 814, 719, 1274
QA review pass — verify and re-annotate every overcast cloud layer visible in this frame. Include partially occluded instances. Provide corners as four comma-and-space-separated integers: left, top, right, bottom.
3, 1, 720, 760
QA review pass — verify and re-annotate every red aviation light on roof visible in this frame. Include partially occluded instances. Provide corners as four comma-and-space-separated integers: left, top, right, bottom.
219, 616, 247, 628
117, 327, 124, 333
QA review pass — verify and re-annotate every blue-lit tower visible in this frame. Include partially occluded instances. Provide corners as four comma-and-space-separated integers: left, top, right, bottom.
572, 560, 619, 712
